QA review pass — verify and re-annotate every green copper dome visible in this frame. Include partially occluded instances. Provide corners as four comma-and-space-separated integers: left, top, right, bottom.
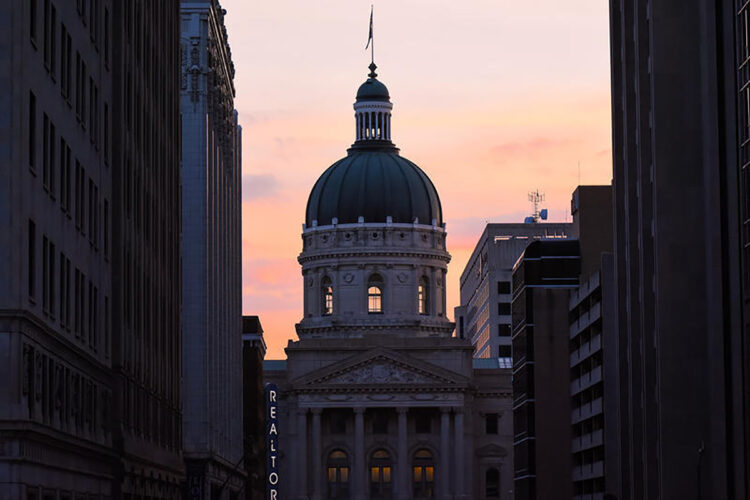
305, 151, 443, 227
305, 63, 442, 228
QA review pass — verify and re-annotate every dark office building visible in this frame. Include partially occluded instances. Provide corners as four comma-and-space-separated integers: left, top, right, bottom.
511, 240, 580, 500
609, 1, 747, 498
242, 315, 267, 500
567, 186, 615, 500
0, 0, 116, 497
110, 1, 184, 497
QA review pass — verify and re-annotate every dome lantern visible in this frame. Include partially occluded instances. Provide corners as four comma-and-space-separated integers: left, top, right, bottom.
352, 63, 394, 149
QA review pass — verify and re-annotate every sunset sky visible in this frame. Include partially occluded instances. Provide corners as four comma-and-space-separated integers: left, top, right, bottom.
222, 0, 613, 358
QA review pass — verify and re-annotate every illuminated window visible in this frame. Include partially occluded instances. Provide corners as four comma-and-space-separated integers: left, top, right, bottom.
369, 449, 392, 498
327, 450, 350, 499
368, 274, 383, 313
322, 276, 333, 315
412, 449, 435, 498
418, 276, 429, 314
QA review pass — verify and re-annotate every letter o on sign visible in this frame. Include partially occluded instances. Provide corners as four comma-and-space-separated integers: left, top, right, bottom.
269, 472, 279, 485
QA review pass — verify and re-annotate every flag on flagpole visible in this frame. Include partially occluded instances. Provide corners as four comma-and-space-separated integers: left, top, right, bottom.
365, 6, 373, 50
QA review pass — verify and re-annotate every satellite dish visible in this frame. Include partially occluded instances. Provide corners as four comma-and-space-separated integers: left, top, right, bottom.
540, 209, 548, 220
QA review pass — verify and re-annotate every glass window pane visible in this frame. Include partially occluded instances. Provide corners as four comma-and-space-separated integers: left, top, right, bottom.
413, 466, 422, 482
426, 466, 434, 482
340, 467, 349, 482
328, 468, 336, 482
371, 467, 380, 482
383, 467, 391, 483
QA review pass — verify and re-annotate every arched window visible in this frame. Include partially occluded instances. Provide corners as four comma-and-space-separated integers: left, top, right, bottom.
486, 467, 500, 498
368, 274, 383, 314
418, 276, 429, 315
412, 449, 435, 498
327, 450, 350, 499
369, 449, 392, 498
322, 277, 333, 316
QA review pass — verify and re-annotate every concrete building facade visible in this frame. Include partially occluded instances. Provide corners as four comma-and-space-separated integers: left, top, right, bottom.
0, 0, 116, 497
180, 2, 244, 498
609, 1, 748, 498
566, 186, 615, 500
265, 64, 514, 500
511, 240, 580, 500
457, 223, 570, 362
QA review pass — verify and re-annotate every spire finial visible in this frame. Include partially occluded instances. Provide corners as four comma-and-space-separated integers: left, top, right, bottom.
365, 6, 375, 67
368, 62, 378, 79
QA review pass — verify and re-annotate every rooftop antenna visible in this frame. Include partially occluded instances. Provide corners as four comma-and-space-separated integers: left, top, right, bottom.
525, 189, 547, 223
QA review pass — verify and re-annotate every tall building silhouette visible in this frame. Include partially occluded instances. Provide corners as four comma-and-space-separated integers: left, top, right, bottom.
110, 0, 184, 496
609, 1, 747, 497
180, 1, 244, 497
0, 0, 115, 496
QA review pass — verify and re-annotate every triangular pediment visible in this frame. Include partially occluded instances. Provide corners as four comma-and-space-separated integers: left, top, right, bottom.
293, 347, 469, 388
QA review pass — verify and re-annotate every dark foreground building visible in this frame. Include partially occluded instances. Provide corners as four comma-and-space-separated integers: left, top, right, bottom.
0, 0, 184, 497
0, 0, 116, 496
610, 1, 748, 498
511, 240, 580, 500
242, 315, 266, 500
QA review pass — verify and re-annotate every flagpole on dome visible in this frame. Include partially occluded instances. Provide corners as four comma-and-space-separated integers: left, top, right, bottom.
366, 5, 375, 71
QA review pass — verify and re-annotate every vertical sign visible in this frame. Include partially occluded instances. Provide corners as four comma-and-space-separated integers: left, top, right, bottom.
266, 383, 279, 500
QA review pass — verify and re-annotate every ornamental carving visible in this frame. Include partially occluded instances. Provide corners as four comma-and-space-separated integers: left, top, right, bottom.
343, 273, 354, 283
397, 272, 408, 283
325, 360, 436, 385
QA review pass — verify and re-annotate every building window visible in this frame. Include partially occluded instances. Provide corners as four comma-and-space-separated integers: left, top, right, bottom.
103, 199, 109, 258
322, 277, 333, 315
486, 413, 498, 434
498, 324, 511, 337
42, 114, 56, 196
368, 274, 383, 314
59, 137, 70, 214
498, 302, 511, 315
412, 449, 435, 498
103, 8, 109, 67
486, 468, 500, 498
60, 24, 71, 99
30, 0, 37, 45
497, 281, 511, 295
418, 277, 429, 315
369, 449, 392, 498
327, 450, 350, 500
28, 220, 36, 300
42, 236, 55, 316
29, 91, 36, 171
59, 253, 70, 330
43, 0, 56, 77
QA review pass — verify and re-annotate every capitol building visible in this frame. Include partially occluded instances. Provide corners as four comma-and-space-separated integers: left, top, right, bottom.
265, 63, 513, 500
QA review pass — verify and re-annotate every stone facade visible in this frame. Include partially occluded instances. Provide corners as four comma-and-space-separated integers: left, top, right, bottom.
265, 64, 513, 500
180, 2, 244, 498
0, 0, 116, 497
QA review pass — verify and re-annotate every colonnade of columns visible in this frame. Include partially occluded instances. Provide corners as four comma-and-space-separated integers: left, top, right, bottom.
295, 405, 467, 500
356, 111, 392, 141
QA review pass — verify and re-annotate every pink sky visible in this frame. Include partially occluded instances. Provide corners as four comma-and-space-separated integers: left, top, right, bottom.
222, 1, 613, 359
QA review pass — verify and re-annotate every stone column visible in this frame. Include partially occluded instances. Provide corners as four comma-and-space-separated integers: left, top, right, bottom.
396, 407, 409, 500
297, 409, 309, 500
454, 409, 466, 499
353, 407, 366, 500
312, 408, 323, 500
440, 408, 451, 500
